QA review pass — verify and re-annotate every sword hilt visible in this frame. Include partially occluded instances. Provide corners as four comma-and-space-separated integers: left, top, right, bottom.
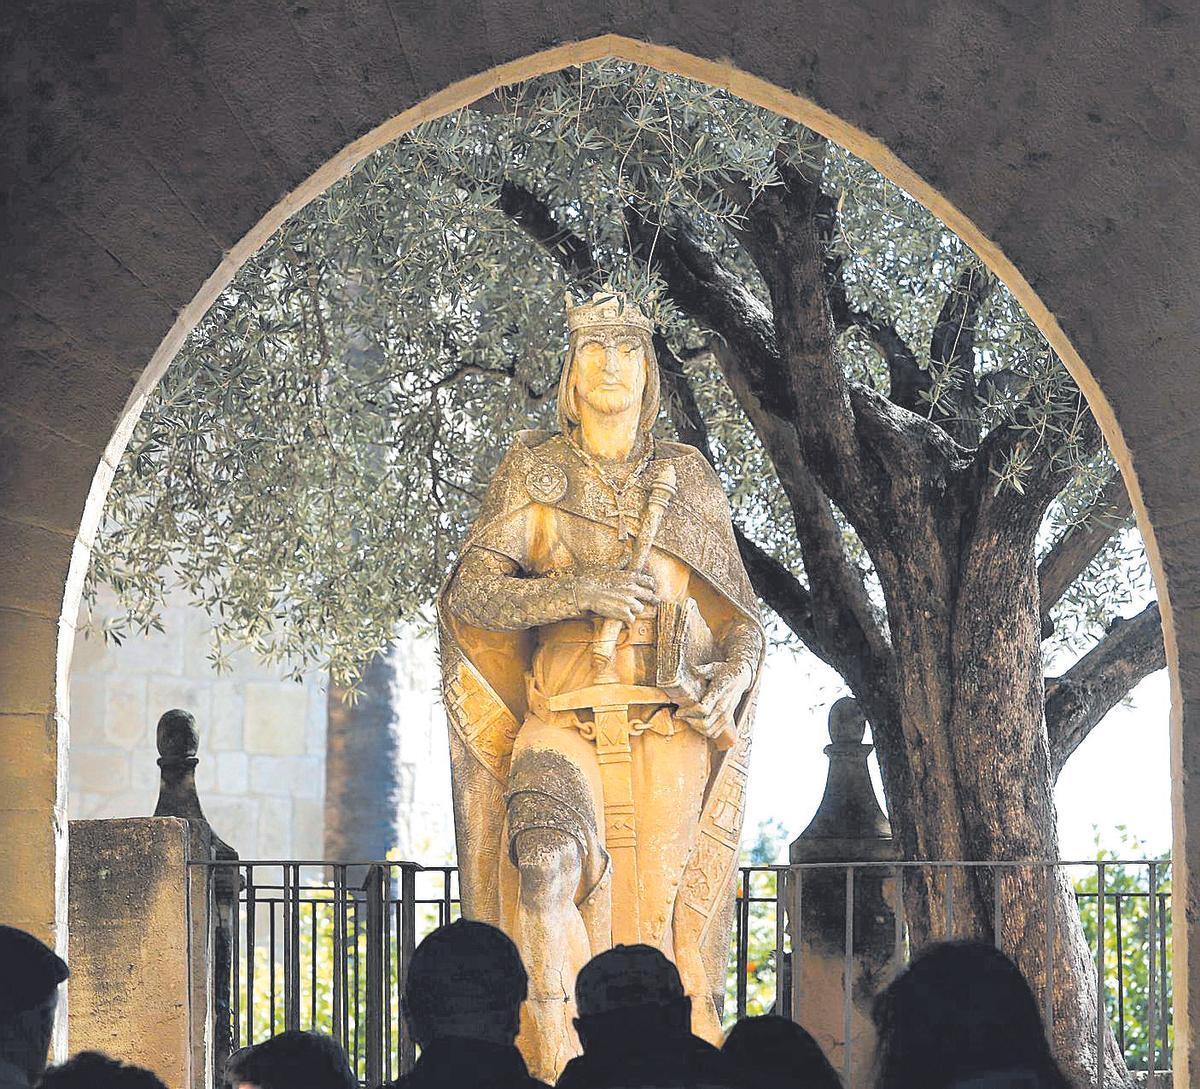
593, 463, 678, 680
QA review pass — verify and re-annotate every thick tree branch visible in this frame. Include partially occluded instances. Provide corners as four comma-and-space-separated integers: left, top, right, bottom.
655, 334, 714, 460
825, 253, 932, 414
732, 526, 818, 650
928, 264, 992, 445
495, 179, 601, 288
626, 207, 959, 541
657, 334, 893, 695
1045, 601, 1166, 780
1038, 473, 1134, 622
976, 389, 1104, 529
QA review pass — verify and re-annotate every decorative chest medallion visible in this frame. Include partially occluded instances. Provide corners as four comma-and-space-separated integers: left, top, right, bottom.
525, 462, 568, 504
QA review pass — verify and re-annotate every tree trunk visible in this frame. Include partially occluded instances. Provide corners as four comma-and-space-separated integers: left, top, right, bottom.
866, 517, 1126, 1087
323, 644, 401, 879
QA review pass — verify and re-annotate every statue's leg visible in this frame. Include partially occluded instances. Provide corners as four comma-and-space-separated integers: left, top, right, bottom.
634, 726, 722, 1041
512, 826, 589, 1080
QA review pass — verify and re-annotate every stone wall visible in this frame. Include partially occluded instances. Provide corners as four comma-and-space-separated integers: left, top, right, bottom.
68, 587, 454, 862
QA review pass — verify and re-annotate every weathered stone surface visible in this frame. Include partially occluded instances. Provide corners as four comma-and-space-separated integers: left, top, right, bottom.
256, 796, 294, 858
215, 751, 249, 795
68, 818, 211, 1089
102, 676, 148, 749
0, 608, 59, 716
292, 797, 324, 857
248, 753, 322, 798
243, 682, 309, 755
68, 747, 131, 793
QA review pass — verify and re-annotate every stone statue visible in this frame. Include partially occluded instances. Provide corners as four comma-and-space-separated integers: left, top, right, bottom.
437, 291, 765, 1080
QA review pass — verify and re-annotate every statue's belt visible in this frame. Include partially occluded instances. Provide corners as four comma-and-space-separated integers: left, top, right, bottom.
539, 612, 658, 647
536, 683, 681, 946
526, 681, 679, 737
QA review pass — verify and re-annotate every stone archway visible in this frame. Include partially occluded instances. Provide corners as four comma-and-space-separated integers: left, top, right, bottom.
3, 8, 1198, 1082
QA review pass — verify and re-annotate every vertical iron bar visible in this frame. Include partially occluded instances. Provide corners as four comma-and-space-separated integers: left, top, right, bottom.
310, 902, 317, 1029
269, 901, 277, 1035
736, 868, 750, 1019
944, 866, 955, 940
400, 866, 417, 1074
246, 866, 257, 1045
789, 866, 803, 1025
843, 866, 855, 1089
332, 865, 345, 1052
1044, 863, 1055, 1038
232, 869, 242, 1051
398, 897, 408, 1074
384, 871, 394, 1087
365, 866, 385, 1089
342, 871, 351, 1052
1159, 890, 1169, 1074
1115, 894, 1125, 1055
1096, 862, 1105, 1089
288, 865, 302, 1031
353, 899, 361, 1072
443, 869, 453, 927
774, 869, 787, 1014
281, 866, 292, 1030
1148, 863, 1158, 1087
993, 865, 1003, 950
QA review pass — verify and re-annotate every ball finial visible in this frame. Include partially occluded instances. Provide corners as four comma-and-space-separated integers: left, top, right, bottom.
156, 708, 199, 761
828, 696, 867, 745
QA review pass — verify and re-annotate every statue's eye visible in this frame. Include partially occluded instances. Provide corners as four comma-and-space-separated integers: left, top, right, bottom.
619, 342, 637, 354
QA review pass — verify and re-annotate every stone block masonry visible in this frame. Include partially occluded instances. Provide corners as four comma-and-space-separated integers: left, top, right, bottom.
69, 587, 454, 861
70, 587, 328, 859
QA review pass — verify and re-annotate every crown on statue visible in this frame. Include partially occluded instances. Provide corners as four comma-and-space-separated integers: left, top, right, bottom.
565, 290, 653, 335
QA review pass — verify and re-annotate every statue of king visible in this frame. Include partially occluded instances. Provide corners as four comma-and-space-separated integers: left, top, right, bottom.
437, 291, 765, 1080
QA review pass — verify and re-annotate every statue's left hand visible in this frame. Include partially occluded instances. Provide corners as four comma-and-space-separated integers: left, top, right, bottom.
677, 659, 752, 740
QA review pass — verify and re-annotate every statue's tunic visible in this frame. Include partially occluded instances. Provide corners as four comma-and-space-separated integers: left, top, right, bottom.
437, 430, 763, 1022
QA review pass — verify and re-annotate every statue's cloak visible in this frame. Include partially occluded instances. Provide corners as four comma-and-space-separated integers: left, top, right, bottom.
436, 430, 764, 1010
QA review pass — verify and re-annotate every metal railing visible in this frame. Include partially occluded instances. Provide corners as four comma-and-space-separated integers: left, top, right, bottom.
192, 857, 1172, 1088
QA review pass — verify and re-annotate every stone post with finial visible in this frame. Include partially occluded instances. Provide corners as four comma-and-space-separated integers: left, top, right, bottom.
153, 708, 238, 1088
787, 696, 901, 1083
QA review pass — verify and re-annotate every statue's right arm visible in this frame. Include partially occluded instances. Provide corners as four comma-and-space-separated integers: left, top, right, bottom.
445, 547, 657, 632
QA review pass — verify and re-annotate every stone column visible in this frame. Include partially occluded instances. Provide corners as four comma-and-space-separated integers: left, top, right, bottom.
787, 697, 900, 1084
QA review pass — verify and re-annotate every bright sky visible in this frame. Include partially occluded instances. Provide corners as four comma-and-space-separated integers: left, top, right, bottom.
743, 645, 1173, 862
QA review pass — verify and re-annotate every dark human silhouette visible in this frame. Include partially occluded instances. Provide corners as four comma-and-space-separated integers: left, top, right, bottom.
36, 1052, 167, 1089
380, 918, 547, 1089
722, 1015, 842, 1089
224, 1030, 354, 1089
0, 926, 69, 1089
556, 944, 741, 1089
870, 940, 1071, 1089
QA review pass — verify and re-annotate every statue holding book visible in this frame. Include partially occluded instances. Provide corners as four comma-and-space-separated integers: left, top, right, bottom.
438, 291, 765, 1080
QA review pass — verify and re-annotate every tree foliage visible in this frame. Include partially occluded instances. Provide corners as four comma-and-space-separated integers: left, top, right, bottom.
90, 61, 1152, 693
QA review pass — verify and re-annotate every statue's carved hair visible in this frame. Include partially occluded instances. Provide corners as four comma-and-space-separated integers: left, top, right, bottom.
556, 327, 661, 437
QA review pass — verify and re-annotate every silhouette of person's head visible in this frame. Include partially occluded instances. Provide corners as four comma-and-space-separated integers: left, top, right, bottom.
871, 940, 1071, 1089
0, 925, 69, 1086
402, 920, 528, 1048
722, 1015, 842, 1089
572, 944, 691, 1051
223, 1031, 354, 1089
37, 1051, 167, 1089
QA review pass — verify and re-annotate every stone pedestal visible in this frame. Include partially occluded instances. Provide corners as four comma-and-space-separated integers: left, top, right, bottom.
68, 816, 213, 1089
788, 697, 901, 1085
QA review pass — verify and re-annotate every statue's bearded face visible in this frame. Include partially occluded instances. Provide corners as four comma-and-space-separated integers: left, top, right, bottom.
572, 330, 648, 416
